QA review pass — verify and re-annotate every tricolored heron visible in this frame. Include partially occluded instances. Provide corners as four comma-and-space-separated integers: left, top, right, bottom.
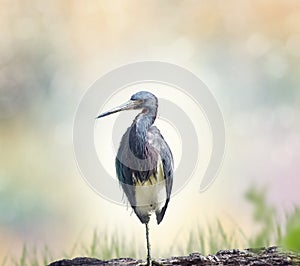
96, 91, 173, 265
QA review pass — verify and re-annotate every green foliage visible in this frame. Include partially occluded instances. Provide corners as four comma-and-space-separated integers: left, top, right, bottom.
245, 186, 280, 247
182, 186, 300, 255
11, 244, 27, 266
183, 219, 241, 255
81, 230, 138, 259
5, 244, 53, 266
1, 255, 8, 266
283, 207, 300, 252
6, 185, 300, 265
245, 185, 300, 253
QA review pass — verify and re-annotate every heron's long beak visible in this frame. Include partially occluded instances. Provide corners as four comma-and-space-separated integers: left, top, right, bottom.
96, 100, 140, 119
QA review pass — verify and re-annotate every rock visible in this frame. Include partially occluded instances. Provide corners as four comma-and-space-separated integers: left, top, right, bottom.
48, 247, 300, 266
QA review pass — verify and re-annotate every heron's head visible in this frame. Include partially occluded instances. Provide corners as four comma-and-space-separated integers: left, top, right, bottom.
130, 91, 158, 110
96, 91, 158, 119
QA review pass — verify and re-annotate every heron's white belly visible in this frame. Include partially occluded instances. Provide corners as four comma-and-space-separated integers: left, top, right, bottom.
134, 163, 166, 216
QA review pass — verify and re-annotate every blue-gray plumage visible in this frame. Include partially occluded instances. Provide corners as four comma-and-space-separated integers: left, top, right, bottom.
96, 91, 173, 265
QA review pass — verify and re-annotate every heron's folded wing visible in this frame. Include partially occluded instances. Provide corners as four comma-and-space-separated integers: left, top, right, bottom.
148, 126, 174, 224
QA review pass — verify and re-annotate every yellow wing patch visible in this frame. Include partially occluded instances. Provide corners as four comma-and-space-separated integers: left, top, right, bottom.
133, 160, 165, 186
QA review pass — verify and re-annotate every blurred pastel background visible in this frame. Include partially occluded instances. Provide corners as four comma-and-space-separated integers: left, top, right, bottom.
1, 0, 300, 263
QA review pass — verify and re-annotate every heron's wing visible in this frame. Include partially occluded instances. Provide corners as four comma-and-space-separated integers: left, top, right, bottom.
148, 126, 174, 224
116, 157, 134, 202
115, 128, 136, 207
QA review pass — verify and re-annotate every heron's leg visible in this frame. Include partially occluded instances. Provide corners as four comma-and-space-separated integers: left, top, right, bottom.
145, 222, 151, 266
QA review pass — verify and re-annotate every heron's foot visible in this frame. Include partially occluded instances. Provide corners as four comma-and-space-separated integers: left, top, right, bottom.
138, 259, 163, 266
152, 260, 164, 266
137, 260, 150, 266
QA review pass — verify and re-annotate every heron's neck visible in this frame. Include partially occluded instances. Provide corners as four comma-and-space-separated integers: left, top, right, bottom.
129, 109, 156, 159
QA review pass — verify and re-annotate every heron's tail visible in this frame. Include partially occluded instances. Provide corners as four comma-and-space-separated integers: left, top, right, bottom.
155, 198, 169, 224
